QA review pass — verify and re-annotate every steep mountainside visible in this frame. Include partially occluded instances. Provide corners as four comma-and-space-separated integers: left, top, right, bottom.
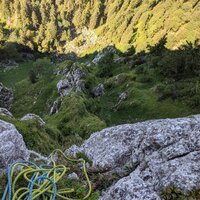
1, 41, 200, 154
0, 0, 199, 54
0, 1, 200, 199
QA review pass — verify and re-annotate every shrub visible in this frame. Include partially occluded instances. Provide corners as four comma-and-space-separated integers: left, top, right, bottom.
29, 69, 38, 84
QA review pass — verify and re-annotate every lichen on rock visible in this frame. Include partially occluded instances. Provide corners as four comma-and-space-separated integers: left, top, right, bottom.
0, 83, 13, 110
66, 115, 200, 199
0, 120, 30, 169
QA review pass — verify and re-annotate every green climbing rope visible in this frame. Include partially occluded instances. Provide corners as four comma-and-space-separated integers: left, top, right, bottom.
2, 149, 92, 200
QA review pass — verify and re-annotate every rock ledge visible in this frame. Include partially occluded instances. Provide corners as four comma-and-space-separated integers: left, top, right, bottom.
66, 115, 200, 200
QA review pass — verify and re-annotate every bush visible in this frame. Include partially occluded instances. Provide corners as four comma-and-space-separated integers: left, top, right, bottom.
136, 75, 153, 83
97, 53, 115, 77
0, 42, 22, 61
33, 57, 53, 77
160, 185, 200, 200
29, 69, 38, 84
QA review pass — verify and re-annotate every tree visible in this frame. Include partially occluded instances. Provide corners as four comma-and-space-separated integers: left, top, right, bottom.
148, 37, 167, 56
31, 10, 39, 28
20, 0, 31, 27
46, 21, 57, 42
2, 0, 10, 20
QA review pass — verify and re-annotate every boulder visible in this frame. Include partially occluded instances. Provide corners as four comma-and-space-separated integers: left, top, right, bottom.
0, 107, 13, 117
21, 114, 46, 126
57, 67, 85, 97
66, 115, 200, 199
0, 120, 30, 169
0, 83, 13, 109
92, 84, 105, 97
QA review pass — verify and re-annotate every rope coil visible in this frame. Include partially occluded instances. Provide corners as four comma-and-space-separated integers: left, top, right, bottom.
2, 149, 92, 200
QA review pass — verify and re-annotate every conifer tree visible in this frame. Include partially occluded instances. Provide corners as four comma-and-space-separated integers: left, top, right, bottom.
2, 0, 10, 20
32, 10, 39, 28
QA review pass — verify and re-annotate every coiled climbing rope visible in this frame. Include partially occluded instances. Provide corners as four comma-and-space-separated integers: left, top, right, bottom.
2, 149, 92, 200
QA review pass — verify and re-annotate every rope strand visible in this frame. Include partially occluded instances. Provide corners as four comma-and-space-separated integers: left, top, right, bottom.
2, 149, 92, 200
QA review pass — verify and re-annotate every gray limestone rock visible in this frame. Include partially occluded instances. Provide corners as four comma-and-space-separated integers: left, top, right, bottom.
66, 115, 200, 199
57, 67, 85, 97
49, 99, 61, 115
92, 46, 118, 64
21, 113, 46, 126
0, 83, 13, 109
0, 107, 13, 117
0, 120, 30, 169
92, 84, 105, 97
68, 172, 79, 180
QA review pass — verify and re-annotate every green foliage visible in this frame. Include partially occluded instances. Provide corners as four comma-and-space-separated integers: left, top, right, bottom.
32, 57, 53, 77
0, 173, 7, 197
124, 163, 137, 175
0, 42, 22, 61
1, 41, 200, 200
0, 115, 62, 155
97, 52, 115, 77
0, 0, 199, 54
47, 94, 106, 139
76, 152, 92, 166
11, 77, 58, 117
0, 61, 34, 87
153, 42, 200, 79
29, 69, 38, 83
160, 185, 200, 200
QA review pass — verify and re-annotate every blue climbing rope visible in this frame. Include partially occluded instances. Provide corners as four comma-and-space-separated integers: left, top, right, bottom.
1, 149, 92, 200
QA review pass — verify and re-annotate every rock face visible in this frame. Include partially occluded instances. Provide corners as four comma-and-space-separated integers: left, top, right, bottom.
21, 114, 46, 126
55, 68, 69, 76
0, 60, 18, 72
66, 115, 200, 200
49, 99, 60, 115
57, 66, 85, 97
0, 107, 13, 117
0, 120, 30, 169
0, 83, 13, 109
92, 84, 105, 97
92, 46, 118, 64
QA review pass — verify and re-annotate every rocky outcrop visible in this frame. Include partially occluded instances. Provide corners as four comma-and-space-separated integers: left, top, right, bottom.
0, 120, 30, 169
55, 68, 69, 76
66, 115, 200, 200
0, 83, 13, 109
92, 84, 105, 97
0, 107, 13, 117
57, 66, 85, 97
118, 92, 128, 101
92, 46, 118, 64
49, 99, 61, 115
112, 92, 128, 111
21, 114, 46, 126
0, 60, 18, 72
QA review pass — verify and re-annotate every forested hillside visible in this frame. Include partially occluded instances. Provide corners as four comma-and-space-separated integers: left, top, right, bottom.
0, 0, 199, 54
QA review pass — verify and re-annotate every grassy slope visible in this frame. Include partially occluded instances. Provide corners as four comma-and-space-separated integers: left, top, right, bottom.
0, 51, 199, 200
0, 61, 34, 87
0, 115, 62, 155
88, 62, 193, 126
0, 52, 197, 153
